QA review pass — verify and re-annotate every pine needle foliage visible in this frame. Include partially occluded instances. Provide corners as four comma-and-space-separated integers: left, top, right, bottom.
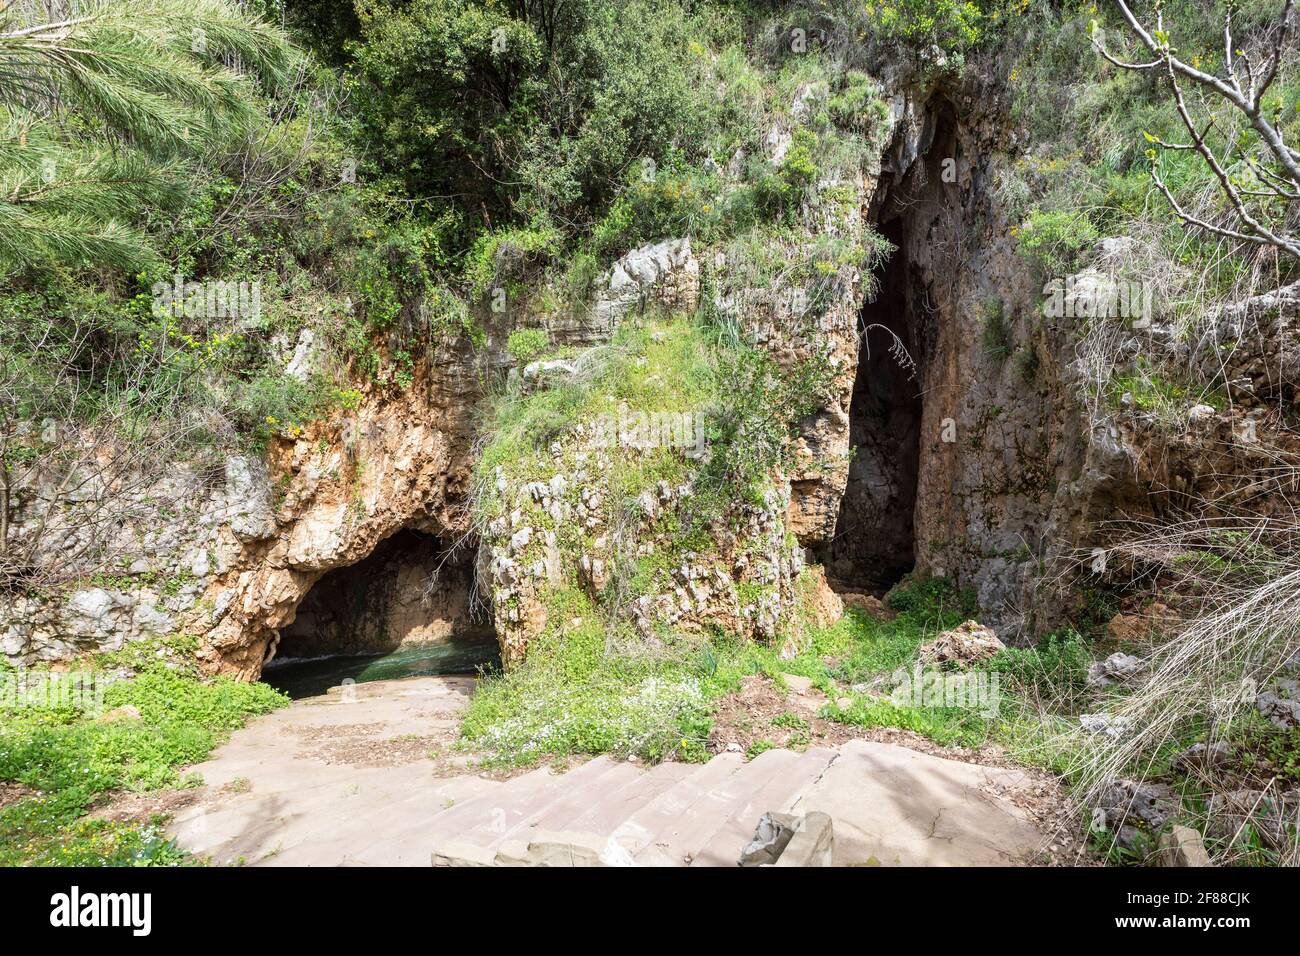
0, 0, 294, 275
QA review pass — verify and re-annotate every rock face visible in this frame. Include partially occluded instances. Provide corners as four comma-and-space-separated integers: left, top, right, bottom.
479, 438, 811, 668
197, 362, 485, 678
917, 620, 1005, 667
1105, 605, 1179, 644
476, 81, 891, 667
7, 67, 1299, 677
797, 566, 844, 630
2, 338, 486, 678
1, 452, 272, 663
1186, 279, 1300, 406
863, 94, 1082, 623
593, 238, 700, 328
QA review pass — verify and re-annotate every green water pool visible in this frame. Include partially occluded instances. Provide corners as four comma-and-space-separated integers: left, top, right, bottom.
261, 636, 501, 699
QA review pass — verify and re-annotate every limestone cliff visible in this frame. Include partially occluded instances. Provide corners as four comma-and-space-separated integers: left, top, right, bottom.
5, 65, 1296, 677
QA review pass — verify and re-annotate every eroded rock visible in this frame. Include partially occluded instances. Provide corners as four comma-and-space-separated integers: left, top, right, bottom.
1087, 652, 1145, 688
917, 620, 1005, 667
1256, 679, 1300, 729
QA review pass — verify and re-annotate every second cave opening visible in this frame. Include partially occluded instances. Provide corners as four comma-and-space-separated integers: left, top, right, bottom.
824, 216, 924, 591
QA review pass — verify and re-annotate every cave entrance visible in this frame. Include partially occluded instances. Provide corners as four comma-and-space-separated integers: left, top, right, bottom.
263, 529, 498, 697
824, 217, 924, 591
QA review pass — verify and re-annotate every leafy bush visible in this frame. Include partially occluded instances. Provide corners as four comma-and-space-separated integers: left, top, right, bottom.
347, 0, 719, 247
0, 665, 286, 865
980, 298, 1014, 361
464, 225, 562, 300
588, 166, 725, 261
828, 70, 891, 136
506, 328, 550, 364
1015, 208, 1100, 276
988, 631, 1093, 705
697, 344, 831, 503
852, 0, 1019, 58
884, 575, 975, 621
229, 370, 325, 445
0, 0, 295, 276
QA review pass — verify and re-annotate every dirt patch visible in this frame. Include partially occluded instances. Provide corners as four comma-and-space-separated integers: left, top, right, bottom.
835, 590, 897, 621
289, 722, 441, 768
285, 718, 539, 780
88, 787, 201, 826
308, 733, 446, 768
0, 781, 33, 810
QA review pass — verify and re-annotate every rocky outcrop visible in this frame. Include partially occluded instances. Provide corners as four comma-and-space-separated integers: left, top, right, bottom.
10, 62, 1300, 679
200, 361, 481, 678
1, 451, 274, 663
592, 238, 700, 328
2, 340, 484, 678
478, 430, 811, 668
475, 80, 892, 666
1086, 652, 1145, 688
917, 620, 1005, 667
1186, 279, 1300, 406
1094, 778, 1177, 850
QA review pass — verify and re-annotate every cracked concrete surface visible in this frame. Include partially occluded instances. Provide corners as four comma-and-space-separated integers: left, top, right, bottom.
789, 738, 1046, 865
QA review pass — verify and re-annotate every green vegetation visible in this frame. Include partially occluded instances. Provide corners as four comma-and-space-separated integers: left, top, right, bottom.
0, 656, 287, 865
1, 1, 895, 562
1015, 209, 1100, 277
463, 569, 1103, 766
1106, 355, 1226, 422
506, 328, 550, 365
475, 313, 831, 525
467, 308, 838, 733
465, 306, 842, 763
0, 0, 294, 275
460, 588, 718, 764
3, 0, 1298, 868
1007, 1, 1298, 303
478, 317, 718, 490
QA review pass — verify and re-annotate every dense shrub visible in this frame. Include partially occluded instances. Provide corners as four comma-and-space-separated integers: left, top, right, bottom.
347, 0, 719, 248
506, 328, 549, 364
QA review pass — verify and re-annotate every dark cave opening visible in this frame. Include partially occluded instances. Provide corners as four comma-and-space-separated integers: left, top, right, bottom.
824, 217, 924, 591
265, 529, 498, 695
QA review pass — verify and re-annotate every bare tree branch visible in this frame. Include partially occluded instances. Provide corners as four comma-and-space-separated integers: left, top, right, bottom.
1094, 0, 1300, 256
